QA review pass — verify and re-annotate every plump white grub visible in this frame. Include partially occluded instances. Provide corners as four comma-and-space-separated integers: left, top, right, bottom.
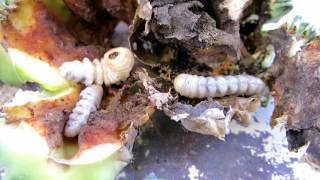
59, 47, 135, 86
64, 85, 103, 137
174, 74, 266, 99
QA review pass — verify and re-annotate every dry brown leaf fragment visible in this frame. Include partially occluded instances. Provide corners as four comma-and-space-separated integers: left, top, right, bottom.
130, 0, 242, 69
150, 0, 241, 63
271, 42, 320, 169
164, 100, 235, 140
272, 46, 320, 130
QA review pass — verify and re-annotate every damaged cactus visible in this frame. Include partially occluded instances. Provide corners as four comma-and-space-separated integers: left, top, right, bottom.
262, 0, 320, 56
3, 0, 320, 177
0, 0, 146, 179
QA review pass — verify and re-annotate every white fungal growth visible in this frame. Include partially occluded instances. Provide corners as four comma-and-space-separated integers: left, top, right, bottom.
64, 85, 103, 137
174, 74, 266, 99
59, 47, 135, 86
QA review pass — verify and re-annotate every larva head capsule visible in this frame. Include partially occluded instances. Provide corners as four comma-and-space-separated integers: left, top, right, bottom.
101, 47, 135, 86
173, 74, 188, 96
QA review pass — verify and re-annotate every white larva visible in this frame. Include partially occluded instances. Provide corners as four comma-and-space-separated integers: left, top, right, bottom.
174, 74, 266, 99
64, 85, 103, 137
59, 47, 135, 86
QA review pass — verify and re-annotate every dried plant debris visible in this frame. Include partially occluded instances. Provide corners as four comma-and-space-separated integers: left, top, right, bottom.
63, 0, 137, 24
130, 0, 244, 70
79, 85, 155, 151
163, 96, 262, 140
135, 68, 261, 140
219, 96, 261, 124
164, 100, 234, 140
272, 43, 320, 169
272, 45, 320, 130
301, 129, 320, 171
5, 0, 320, 176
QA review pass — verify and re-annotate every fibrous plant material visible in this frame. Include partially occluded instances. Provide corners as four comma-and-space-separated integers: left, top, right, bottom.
164, 100, 235, 140
59, 47, 135, 86
174, 74, 265, 99
272, 44, 320, 131
130, 0, 242, 69
64, 85, 103, 137
271, 42, 320, 169
6, 0, 316, 177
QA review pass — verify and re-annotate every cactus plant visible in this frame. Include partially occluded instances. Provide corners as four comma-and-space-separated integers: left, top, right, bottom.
262, 0, 320, 56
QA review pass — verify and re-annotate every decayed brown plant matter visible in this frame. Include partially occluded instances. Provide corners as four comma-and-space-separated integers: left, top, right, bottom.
1, 0, 320, 171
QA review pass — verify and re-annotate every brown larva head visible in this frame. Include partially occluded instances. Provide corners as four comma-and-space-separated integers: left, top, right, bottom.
108, 51, 119, 60
102, 47, 134, 68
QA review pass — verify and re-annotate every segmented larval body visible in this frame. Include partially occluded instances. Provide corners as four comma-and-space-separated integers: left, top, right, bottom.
59, 47, 135, 86
64, 85, 103, 137
174, 74, 266, 99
